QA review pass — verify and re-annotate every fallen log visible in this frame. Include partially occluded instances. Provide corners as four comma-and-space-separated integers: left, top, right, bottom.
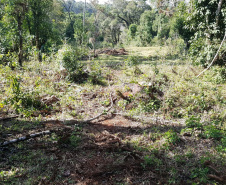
0, 130, 51, 147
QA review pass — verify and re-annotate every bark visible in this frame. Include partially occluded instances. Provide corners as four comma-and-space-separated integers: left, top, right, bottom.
17, 15, 23, 67
35, 32, 42, 62
118, 15, 129, 28
216, 0, 224, 27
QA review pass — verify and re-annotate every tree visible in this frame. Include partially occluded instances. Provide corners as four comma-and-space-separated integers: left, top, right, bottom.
137, 10, 157, 45
170, 1, 194, 48
2, 0, 28, 66
28, 0, 54, 62
187, 0, 226, 66
111, 0, 150, 28
152, 13, 170, 40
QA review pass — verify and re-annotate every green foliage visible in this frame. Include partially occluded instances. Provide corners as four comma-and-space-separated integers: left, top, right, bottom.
70, 130, 82, 148
62, 50, 80, 72
87, 60, 105, 85
125, 55, 140, 66
170, 1, 194, 47
137, 10, 156, 46
164, 130, 180, 145
4, 75, 44, 116
185, 116, 202, 129
217, 137, 226, 152
202, 125, 223, 140
142, 154, 163, 169
142, 99, 161, 112
61, 45, 87, 72
187, 0, 226, 66
152, 14, 170, 40
129, 24, 137, 38
212, 66, 226, 84
190, 167, 209, 183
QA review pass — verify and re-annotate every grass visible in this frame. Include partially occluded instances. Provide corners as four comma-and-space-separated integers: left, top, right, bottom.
0, 46, 225, 184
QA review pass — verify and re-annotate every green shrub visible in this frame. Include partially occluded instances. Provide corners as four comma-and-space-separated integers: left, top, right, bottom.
164, 130, 180, 145
212, 67, 226, 84
202, 125, 223, 140
5, 75, 44, 116
142, 154, 163, 169
61, 45, 88, 72
125, 55, 140, 66
189, 37, 225, 67
129, 24, 137, 38
185, 116, 202, 129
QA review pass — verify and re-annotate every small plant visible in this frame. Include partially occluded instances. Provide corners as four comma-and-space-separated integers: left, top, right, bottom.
142, 99, 161, 112
217, 137, 226, 152
190, 167, 209, 183
5, 75, 44, 116
185, 116, 202, 129
61, 46, 87, 72
202, 125, 223, 140
164, 130, 180, 145
142, 154, 163, 170
70, 133, 81, 148
212, 67, 226, 84
125, 55, 140, 66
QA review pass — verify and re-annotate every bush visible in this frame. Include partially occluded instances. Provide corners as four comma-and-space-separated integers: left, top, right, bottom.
185, 116, 202, 129
5, 75, 44, 116
60, 45, 88, 72
125, 55, 140, 66
189, 37, 225, 67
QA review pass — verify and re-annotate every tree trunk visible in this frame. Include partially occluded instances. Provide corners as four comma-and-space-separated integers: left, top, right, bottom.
18, 15, 23, 67
35, 32, 42, 62
216, 0, 223, 27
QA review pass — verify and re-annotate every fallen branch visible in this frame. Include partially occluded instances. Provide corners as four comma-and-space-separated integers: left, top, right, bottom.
0, 115, 18, 121
81, 92, 114, 123
113, 112, 181, 125
0, 93, 114, 146
0, 130, 51, 147
196, 29, 226, 78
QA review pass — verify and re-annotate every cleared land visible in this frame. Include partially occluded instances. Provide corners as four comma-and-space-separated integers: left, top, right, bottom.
0, 47, 225, 184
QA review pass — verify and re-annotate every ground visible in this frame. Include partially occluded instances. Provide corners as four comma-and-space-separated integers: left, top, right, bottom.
0, 46, 225, 184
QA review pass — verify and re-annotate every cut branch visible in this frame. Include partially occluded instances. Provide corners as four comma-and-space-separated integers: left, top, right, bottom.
196, 29, 226, 78
0, 130, 51, 147
81, 92, 114, 123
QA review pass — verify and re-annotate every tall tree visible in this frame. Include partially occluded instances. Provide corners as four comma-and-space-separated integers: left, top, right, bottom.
28, 0, 53, 62
2, 0, 28, 66
187, 0, 226, 66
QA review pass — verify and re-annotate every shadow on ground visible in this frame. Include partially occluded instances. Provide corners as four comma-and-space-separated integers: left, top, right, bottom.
0, 114, 225, 185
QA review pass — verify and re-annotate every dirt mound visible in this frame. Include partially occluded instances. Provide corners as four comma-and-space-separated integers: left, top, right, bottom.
98, 48, 128, 56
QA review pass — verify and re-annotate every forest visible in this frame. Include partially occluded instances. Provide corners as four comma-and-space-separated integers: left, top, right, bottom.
0, 0, 225, 184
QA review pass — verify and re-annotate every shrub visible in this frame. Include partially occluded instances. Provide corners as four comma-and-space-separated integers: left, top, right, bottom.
164, 130, 180, 145
202, 125, 223, 140
60, 45, 88, 73
5, 75, 44, 116
125, 55, 140, 66
185, 116, 202, 129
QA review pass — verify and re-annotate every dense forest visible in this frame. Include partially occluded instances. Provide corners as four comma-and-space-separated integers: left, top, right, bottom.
0, 0, 226, 184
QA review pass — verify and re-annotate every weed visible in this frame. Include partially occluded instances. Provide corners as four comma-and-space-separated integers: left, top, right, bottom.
217, 137, 226, 152
141, 154, 163, 170
125, 55, 140, 66
202, 125, 223, 140
164, 130, 180, 145
185, 116, 202, 129
70, 133, 81, 148
174, 155, 186, 165
190, 167, 209, 183
4, 75, 45, 116
142, 99, 161, 112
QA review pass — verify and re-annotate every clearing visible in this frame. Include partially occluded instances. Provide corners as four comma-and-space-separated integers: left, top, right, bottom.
0, 46, 225, 185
